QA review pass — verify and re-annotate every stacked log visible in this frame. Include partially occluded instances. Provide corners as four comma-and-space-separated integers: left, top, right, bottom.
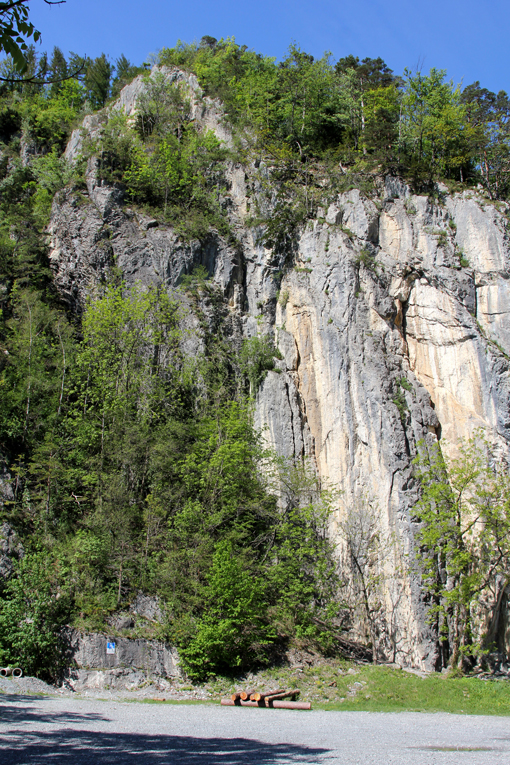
222, 688, 310, 710
230, 689, 255, 702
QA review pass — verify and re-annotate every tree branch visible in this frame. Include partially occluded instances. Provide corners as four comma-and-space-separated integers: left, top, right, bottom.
0, 62, 84, 83
0, 0, 65, 9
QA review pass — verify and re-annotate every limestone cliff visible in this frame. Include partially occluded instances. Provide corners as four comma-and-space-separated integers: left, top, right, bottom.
49, 68, 510, 670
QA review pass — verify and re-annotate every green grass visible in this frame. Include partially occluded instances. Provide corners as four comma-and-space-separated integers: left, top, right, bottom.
318, 666, 510, 715
66, 660, 510, 716
198, 661, 510, 716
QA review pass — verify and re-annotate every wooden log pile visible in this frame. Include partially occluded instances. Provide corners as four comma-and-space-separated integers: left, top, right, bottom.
221, 688, 311, 710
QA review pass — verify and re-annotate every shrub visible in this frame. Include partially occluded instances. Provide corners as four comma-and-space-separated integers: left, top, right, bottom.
240, 335, 282, 395
176, 541, 275, 681
0, 553, 71, 682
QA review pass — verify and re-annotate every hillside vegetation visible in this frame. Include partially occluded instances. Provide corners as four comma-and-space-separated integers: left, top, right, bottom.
1, 38, 510, 682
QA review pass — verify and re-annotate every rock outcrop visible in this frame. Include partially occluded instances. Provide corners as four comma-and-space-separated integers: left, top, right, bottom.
48, 68, 510, 670
0, 522, 23, 580
65, 629, 179, 691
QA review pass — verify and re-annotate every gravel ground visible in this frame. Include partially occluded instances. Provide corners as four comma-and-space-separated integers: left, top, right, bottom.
1, 692, 510, 764
0, 676, 70, 697
0, 675, 211, 702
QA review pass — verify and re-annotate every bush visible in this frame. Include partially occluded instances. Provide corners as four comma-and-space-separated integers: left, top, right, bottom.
240, 335, 282, 395
176, 541, 275, 680
0, 553, 71, 681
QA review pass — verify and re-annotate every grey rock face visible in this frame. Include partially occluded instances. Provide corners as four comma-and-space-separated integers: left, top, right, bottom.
130, 593, 164, 623
251, 185, 510, 669
0, 522, 23, 580
68, 629, 179, 678
64, 66, 232, 166
64, 667, 179, 693
113, 615, 135, 630
0, 461, 13, 512
51, 72, 510, 670
48, 191, 241, 311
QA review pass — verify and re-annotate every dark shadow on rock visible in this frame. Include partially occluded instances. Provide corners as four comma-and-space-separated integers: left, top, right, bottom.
0, 728, 328, 764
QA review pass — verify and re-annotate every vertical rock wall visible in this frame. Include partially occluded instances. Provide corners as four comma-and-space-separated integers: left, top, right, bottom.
49, 69, 510, 669
251, 185, 510, 668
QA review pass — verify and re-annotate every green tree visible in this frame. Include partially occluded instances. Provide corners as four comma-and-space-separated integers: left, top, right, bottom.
399, 68, 468, 181
155, 400, 275, 617
125, 125, 229, 234
92, 111, 136, 184
0, 553, 71, 680
177, 540, 274, 680
264, 456, 340, 644
85, 53, 112, 109
48, 45, 67, 96
239, 335, 280, 396
462, 82, 510, 197
414, 435, 510, 669
334, 55, 397, 155
134, 72, 191, 140
31, 147, 76, 222
0, 288, 70, 454
111, 54, 140, 97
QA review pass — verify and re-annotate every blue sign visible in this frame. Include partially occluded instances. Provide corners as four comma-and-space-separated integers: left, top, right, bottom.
106, 642, 116, 655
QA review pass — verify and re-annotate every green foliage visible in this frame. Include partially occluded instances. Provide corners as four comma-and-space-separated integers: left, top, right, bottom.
91, 111, 136, 184
0, 101, 20, 141
239, 335, 281, 396
158, 38, 510, 196
16, 80, 86, 154
354, 248, 378, 270
177, 540, 275, 680
461, 82, 510, 199
0, 2, 41, 72
134, 72, 191, 140
0, 553, 71, 681
80, 75, 231, 240
397, 376, 413, 392
1, 267, 339, 680
85, 53, 113, 109
399, 68, 469, 183
179, 264, 210, 290
264, 457, 341, 644
392, 378, 410, 423
111, 54, 142, 98
156, 400, 277, 618
125, 127, 229, 236
0, 287, 73, 457
414, 435, 510, 669
30, 148, 76, 222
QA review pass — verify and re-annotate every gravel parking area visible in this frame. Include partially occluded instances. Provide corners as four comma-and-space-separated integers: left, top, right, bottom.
1, 692, 510, 764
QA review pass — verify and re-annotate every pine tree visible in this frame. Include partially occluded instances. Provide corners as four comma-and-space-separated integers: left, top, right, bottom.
49, 46, 68, 97
85, 54, 113, 109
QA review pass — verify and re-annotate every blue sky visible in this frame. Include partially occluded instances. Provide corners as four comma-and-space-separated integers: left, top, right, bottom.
28, 0, 509, 93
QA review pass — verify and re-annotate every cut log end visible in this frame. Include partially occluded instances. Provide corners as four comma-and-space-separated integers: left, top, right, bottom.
250, 688, 286, 702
